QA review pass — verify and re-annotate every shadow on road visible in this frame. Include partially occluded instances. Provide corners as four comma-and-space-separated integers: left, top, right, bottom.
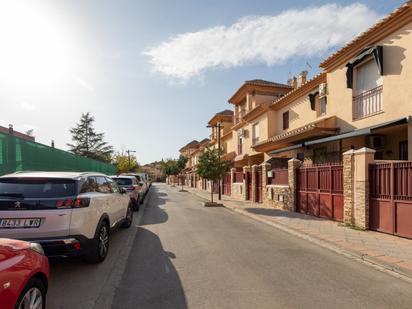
140, 185, 169, 226
112, 227, 187, 309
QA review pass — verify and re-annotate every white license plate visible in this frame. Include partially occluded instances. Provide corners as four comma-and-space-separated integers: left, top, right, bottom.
0, 218, 41, 229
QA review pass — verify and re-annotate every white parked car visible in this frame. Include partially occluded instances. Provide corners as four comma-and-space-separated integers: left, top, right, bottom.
121, 173, 149, 195
0, 172, 133, 263
110, 175, 143, 210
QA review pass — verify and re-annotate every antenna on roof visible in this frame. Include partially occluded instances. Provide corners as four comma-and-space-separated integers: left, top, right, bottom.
306, 61, 312, 69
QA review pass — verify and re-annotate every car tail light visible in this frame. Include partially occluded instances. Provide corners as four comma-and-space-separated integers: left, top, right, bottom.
56, 197, 90, 208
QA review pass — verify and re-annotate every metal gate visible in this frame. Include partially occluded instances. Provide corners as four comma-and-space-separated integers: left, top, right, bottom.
246, 172, 252, 201
297, 163, 344, 222
255, 166, 263, 203
222, 173, 231, 196
369, 162, 412, 239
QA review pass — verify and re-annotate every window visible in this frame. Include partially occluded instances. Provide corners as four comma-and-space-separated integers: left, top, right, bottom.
252, 123, 260, 144
0, 178, 76, 198
80, 176, 98, 193
400, 141, 408, 160
354, 59, 382, 95
316, 96, 327, 117
283, 111, 289, 130
96, 176, 111, 193
353, 59, 383, 120
108, 178, 119, 193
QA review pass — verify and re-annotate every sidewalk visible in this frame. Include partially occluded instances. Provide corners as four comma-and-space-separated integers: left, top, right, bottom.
183, 186, 412, 280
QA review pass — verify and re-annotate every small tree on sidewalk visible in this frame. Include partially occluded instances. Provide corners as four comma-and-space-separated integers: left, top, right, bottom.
196, 147, 230, 203
176, 155, 188, 191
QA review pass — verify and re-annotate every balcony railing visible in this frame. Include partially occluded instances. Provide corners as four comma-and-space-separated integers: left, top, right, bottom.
353, 85, 383, 120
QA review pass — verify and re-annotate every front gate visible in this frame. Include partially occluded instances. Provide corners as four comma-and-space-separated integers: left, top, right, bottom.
255, 166, 263, 203
369, 162, 412, 239
246, 172, 252, 201
222, 173, 231, 196
297, 163, 344, 222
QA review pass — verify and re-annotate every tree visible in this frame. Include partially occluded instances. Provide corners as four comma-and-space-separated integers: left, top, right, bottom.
196, 147, 230, 203
67, 113, 113, 163
160, 159, 179, 184
176, 155, 188, 190
113, 152, 139, 174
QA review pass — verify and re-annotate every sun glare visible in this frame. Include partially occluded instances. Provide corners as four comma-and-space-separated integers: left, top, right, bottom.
0, 1, 74, 91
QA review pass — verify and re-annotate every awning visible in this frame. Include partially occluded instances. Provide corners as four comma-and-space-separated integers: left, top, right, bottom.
346, 45, 383, 89
305, 117, 407, 146
268, 144, 303, 156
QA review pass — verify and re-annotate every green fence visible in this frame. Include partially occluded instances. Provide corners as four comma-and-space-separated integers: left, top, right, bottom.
0, 131, 116, 176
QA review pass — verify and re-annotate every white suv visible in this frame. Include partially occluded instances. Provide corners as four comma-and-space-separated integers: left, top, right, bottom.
0, 172, 133, 263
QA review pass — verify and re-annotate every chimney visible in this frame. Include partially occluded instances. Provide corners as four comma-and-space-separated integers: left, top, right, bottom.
297, 70, 308, 87
8, 124, 13, 135
291, 77, 298, 89
51, 140, 55, 148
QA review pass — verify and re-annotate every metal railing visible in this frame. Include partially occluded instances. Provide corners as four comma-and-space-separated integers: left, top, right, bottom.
353, 85, 383, 120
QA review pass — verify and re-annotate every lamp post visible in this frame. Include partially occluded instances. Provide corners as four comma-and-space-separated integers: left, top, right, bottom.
207, 122, 223, 200
126, 150, 136, 172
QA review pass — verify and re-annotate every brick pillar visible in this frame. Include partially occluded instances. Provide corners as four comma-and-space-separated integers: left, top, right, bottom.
251, 165, 258, 203
353, 147, 376, 229
288, 158, 301, 212
261, 163, 270, 205
343, 149, 355, 225
243, 166, 250, 201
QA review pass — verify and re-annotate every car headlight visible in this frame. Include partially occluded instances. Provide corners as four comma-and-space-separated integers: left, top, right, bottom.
29, 242, 45, 256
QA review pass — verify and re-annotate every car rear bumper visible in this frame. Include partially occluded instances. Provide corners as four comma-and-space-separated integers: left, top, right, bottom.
20, 235, 94, 257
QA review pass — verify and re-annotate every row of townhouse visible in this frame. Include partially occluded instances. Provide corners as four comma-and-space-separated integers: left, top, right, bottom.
178, 1, 412, 239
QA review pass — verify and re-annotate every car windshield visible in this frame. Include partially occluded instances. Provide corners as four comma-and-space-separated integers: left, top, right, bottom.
113, 178, 133, 186
0, 178, 76, 198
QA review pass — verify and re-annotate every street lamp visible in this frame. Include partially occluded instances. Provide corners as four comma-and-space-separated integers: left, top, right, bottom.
207, 122, 223, 200
126, 149, 136, 172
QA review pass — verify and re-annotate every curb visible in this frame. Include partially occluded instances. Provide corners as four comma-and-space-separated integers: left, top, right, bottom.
186, 188, 412, 283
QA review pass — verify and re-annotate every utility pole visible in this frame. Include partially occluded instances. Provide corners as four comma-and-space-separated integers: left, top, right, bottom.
126, 150, 136, 172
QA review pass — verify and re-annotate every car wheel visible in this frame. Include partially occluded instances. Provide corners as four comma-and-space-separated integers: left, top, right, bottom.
121, 204, 133, 228
84, 220, 109, 264
15, 277, 46, 309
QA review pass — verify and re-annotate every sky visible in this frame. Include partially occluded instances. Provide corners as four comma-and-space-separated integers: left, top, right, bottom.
0, 0, 405, 164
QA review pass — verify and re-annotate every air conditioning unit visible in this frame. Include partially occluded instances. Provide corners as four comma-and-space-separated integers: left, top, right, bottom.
368, 135, 386, 149
319, 83, 328, 98
238, 128, 246, 137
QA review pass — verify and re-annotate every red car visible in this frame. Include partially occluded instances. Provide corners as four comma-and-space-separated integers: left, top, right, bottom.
0, 238, 50, 309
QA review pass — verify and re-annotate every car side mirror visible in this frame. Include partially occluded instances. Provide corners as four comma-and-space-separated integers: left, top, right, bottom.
119, 187, 127, 194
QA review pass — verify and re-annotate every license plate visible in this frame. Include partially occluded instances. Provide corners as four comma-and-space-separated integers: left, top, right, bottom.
0, 218, 41, 229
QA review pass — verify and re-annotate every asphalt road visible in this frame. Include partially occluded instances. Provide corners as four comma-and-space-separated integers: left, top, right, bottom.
48, 183, 412, 309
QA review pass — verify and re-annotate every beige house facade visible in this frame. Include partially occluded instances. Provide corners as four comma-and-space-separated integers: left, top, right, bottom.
177, 1, 412, 238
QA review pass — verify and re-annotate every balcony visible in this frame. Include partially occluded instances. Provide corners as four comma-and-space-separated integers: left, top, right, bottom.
353, 85, 383, 120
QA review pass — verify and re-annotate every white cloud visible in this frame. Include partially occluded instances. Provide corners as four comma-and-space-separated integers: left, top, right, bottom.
145, 3, 381, 80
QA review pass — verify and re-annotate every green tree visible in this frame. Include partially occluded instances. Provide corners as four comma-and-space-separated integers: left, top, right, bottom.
176, 155, 188, 190
113, 152, 139, 174
196, 147, 230, 203
67, 112, 113, 163
160, 159, 179, 184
